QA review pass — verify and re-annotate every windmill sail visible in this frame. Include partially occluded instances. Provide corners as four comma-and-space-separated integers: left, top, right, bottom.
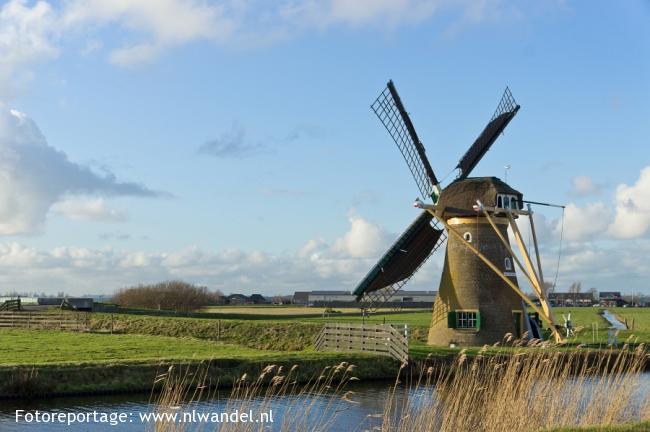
457, 87, 520, 180
372, 80, 441, 202
353, 211, 446, 306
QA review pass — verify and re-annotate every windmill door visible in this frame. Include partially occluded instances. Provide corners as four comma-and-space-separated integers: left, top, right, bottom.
513, 311, 523, 338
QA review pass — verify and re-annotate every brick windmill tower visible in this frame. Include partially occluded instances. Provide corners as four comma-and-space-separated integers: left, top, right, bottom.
354, 81, 561, 345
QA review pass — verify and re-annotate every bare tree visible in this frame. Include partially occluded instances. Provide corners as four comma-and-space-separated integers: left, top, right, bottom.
568, 282, 582, 294
112, 281, 222, 312
587, 287, 598, 300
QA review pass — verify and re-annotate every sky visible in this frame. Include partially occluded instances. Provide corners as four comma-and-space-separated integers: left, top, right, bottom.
0, 0, 648, 297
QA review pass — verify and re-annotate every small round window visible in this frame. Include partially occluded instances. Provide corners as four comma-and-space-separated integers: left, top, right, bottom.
463, 232, 472, 243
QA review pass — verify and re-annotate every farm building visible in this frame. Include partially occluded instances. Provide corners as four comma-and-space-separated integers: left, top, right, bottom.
548, 292, 595, 307
599, 292, 626, 307
292, 292, 310, 305
292, 290, 437, 308
38, 297, 94, 311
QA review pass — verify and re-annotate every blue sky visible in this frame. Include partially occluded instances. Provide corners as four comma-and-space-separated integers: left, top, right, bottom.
0, 0, 648, 296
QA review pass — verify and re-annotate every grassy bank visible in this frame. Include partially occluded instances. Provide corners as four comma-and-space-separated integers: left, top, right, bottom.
0, 356, 396, 398
0, 329, 397, 397
90, 306, 648, 349
90, 313, 324, 350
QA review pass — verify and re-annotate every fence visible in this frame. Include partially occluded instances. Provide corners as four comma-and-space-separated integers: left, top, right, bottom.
314, 323, 409, 362
0, 311, 90, 331
0, 299, 21, 311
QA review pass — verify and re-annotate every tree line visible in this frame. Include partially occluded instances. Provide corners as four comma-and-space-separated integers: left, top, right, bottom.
111, 281, 223, 312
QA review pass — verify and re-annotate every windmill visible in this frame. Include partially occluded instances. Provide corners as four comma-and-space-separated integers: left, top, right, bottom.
354, 80, 562, 345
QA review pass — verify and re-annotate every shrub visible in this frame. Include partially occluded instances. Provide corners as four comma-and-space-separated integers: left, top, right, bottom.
112, 281, 222, 312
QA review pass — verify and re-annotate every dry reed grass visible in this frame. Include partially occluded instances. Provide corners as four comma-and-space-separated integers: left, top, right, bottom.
152, 336, 649, 432
383, 336, 649, 432
150, 361, 359, 431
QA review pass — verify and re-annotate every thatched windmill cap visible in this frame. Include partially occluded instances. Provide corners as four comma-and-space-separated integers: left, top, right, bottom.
437, 177, 522, 217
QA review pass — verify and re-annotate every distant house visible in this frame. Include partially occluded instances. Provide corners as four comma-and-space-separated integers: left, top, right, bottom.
599, 292, 625, 307
38, 297, 94, 311
548, 292, 594, 307
226, 294, 251, 305
292, 292, 310, 305
249, 294, 270, 304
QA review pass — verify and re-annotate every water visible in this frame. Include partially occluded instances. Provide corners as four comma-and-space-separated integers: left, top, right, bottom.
1, 374, 648, 431
602, 309, 627, 330
0, 382, 393, 431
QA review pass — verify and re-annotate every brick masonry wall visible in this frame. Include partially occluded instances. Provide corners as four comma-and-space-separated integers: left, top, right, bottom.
428, 218, 525, 346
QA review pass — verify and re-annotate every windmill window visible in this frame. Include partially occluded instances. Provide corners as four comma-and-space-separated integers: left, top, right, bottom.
497, 195, 503, 208
505, 257, 512, 271
511, 197, 518, 209
463, 232, 472, 243
504, 196, 511, 209
448, 310, 480, 329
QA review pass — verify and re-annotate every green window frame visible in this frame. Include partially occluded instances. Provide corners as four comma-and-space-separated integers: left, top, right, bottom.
447, 310, 481, 330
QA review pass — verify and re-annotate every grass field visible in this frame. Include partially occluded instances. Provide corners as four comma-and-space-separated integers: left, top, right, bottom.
0, 329, 289, 365
1, 305, 649, 398
200, 305, 427, 316
0, 329, 396, 396
3, 306, 649, 366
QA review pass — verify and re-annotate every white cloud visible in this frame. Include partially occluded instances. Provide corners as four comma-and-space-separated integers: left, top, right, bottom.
51, 197, 127, 222
0, 216, 434, 296
333, 216, 391, 258
560, 202, 610, 242
570, 175, 602, 197
108, 43, 161, 68
0, 0, 58, 95
0, 104, 160, 235
281, 0, 442, 28
0, 0, 522, 84
608, 167, 650, 239
63, 0, 236, 67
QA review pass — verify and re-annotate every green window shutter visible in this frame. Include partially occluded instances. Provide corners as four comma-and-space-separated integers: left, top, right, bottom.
476, 311, 481, 329
447, 311, 456, 329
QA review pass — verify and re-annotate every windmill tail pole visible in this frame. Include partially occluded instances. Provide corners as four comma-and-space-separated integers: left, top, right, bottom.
522, 200, 565, 209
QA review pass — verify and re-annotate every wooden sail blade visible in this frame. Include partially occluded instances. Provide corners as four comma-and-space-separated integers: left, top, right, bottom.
353, 211, 444, 300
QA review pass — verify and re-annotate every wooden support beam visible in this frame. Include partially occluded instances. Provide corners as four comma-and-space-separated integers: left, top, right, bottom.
527, 205, 545, 293
505, 211, 559, 335
427, 209, 563, 343
478, 205, 561, 339
477, 202, 537, 292
525, 206, 559, 330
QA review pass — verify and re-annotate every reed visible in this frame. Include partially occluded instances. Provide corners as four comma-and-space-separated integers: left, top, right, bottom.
151, 360, 359, 431
383, 336, 648, 432
152, 337, 648, 431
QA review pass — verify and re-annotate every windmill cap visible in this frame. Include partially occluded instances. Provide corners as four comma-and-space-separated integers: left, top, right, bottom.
437, 176, 522, 217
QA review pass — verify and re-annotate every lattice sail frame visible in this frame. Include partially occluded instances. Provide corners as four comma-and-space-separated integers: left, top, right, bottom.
358, 218, 447, 312
456, 87, 520, 180
371, 82, 439, 201
492, 87, 517, 122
